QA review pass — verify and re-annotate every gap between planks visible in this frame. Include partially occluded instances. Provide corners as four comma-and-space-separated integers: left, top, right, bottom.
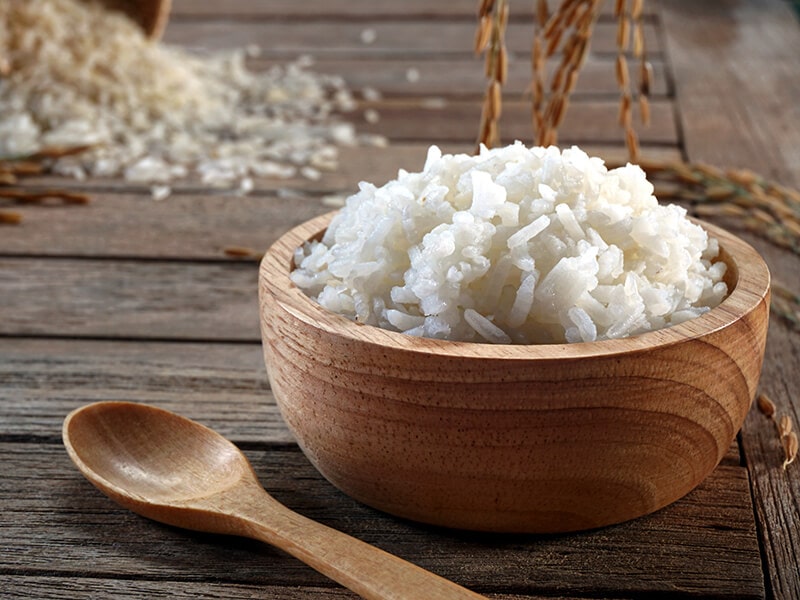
167, 0, 657, 20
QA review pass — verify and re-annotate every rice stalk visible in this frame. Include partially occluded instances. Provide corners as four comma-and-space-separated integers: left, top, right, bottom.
757, 393, 777, 418
617, 13, 630, 51
784, 431, 798, 469
638, 94, 650, 127
0, 161, 43, 176
0, 145, 93, 224
756, 392, 799, 470
529, 0, 603, 148
520, 0, 648, 156
779, 415, 794, 438
619, 92, 632, 127
475, 0, 509, 149
615, 54, 630, 90
0, 209, 22, 224
223, 246, 263, 260
614, 0, 651, 160
0, 188, 91, 204
536, 0, 549, 26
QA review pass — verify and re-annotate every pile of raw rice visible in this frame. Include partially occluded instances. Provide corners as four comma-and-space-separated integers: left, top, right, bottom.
0, 0, 379, 196
291, 144, 729, 344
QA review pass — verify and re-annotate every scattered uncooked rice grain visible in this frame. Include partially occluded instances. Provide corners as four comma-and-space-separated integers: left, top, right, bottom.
405, 68, 421, 83
0, 0, 382, 187
360, 28, 378, 45
291, 144, 729, 344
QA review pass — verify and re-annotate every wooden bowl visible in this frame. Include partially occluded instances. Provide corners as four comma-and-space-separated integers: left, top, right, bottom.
258, 213, 770, 533
97, 0, 171, 39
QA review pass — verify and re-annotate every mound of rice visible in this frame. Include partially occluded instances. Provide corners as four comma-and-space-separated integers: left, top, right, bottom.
291, 143, 728, 344
0, 0, 381, 192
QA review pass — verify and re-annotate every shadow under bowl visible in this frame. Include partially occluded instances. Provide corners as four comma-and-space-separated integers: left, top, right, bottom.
258, 212, 770, 533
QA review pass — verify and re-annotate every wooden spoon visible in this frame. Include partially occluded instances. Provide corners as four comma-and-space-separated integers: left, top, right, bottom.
63, 401, 486, 600
97, 0, 172, 39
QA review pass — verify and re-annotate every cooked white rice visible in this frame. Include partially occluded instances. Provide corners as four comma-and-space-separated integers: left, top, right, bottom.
0, 0, 381, 187
291, 144, 729, 344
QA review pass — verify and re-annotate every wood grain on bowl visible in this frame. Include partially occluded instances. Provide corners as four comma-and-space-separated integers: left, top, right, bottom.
259, 212, 770, 533
98, 0, 172, 38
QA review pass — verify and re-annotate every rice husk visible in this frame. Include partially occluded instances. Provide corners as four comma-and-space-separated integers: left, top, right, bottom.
292, 143, 728, 344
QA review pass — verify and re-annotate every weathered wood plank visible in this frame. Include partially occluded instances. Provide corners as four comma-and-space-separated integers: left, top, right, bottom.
0, 339, 281, 442
659, 1, 800, 597
163, 21, 661, 58
0, 576, 590, 600
0, 192, 330, 260
738, 235, 800, 600
0, 578, 357, 600
169, 0, 657, 19
658, 0, 800, 189
250, 56, 670, 98
0, 258, 260, 341
0, 441, 764, 598
355, 98, 676, 144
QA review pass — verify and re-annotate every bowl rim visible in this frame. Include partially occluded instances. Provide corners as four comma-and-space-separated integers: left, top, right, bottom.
260, 211, 771, 360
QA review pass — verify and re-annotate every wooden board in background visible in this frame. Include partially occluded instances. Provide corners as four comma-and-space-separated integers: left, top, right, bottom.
163, 21, 661, 58
658, 1, 800, 598
168, 0, 658, 19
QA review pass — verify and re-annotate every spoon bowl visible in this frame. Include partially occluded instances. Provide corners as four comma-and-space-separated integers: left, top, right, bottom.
64, 401, 486, 599
64, 401, 251, 523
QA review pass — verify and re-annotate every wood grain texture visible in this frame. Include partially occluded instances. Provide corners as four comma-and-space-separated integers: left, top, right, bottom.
259, 213, 770, 533
0, 258, 259, 340
63, 402, 488, 599
0, 338, 280, 441
659, 0, 800, 188
0, 442, 762, 599
0, 578, 358, 600
354, 98, 677, 144
0, 191, 329, 259
659, 1, 800, 597
245, 56, 670, 98
0, 578, 604, 600
162, 21, 661, 58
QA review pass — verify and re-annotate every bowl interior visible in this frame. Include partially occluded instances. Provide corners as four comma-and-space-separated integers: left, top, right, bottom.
271, 211, 768, 358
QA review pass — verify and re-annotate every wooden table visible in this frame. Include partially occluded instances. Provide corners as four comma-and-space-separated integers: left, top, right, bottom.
2, 0, 799, 598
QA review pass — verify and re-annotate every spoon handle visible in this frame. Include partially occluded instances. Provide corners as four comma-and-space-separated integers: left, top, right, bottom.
232, 488, 487, 600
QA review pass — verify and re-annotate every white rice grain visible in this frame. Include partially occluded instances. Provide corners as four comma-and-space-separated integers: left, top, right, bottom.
291, 143, 728, 344
464, 309, 512, 344
0, 0, 368, 189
